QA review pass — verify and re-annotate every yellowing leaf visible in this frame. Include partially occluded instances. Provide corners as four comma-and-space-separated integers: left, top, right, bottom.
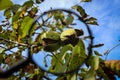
12, 21, 18, 29
0, 0, 13, 10
19, 16, 34, 38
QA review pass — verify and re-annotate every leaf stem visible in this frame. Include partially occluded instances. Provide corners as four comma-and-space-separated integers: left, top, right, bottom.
105, 42, 120, 60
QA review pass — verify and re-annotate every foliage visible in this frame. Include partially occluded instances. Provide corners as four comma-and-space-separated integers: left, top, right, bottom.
0, 0, 120, 80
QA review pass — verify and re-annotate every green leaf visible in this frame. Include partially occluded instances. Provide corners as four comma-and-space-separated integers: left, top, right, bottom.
10, 4, 21, 14
91, 56, 99, 70
0, 54, 4, 63
0, 25, 2, 32
72, 5, 87, 18
28, 7, 38, 18
66, 14, 74, 25
92, 44, 104, 48
49, 52, 67, 73
60, 44, 72, 60
94, 50, 102, 56
19, 16, 34, 38
97, 66, 110, 80
85, 17, 97, 21
4, 9, 11, 19
81, 0, 92, 2
54, 11, 64, 21
84, 69, 95, 80
67, 39, 86, 71
12, 21, 18, 29
60, 44, 72, 54
69, 73, 77, 80
12, 6, 27, 22
23, 1, 33, 9
49, 45, 72, 73
12, 12, 21, 22
0, 0, 13, 11
0, 48, 4, 54
86, 21, 99, 25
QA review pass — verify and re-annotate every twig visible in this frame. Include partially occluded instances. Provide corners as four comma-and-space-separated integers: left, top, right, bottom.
0, 45, 15, 53
0, 37, 27, 46
105, 42, 120, 60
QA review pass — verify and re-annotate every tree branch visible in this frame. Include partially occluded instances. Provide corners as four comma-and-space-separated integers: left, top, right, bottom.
0, 37, 28, 46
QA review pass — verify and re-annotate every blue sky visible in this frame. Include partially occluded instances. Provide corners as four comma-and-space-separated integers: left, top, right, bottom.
36, 0, 120, 60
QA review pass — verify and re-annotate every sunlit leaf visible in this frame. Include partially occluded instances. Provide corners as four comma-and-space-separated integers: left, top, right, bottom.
91, 56, 99, 70
0, 0, 13, 11
19, 16, 34, 38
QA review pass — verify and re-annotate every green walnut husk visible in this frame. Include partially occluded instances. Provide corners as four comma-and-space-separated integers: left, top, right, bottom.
43, 42, 61, 52
60, 29, 84, 46
60, 29, 77, 42
41, 31, 60, 41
